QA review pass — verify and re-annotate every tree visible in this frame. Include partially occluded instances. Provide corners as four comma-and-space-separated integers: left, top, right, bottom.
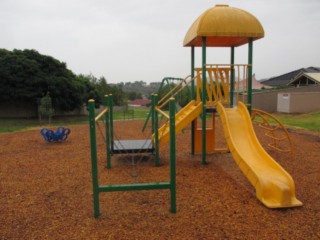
75, 74, 101, 107
0, 48, 130, 114
38, 92, 54, 124
0, 49, 82, 111
96, 76, 112, 102
127, 91, 142, 101
109, 84, 126, 106
74, 74, 127, 107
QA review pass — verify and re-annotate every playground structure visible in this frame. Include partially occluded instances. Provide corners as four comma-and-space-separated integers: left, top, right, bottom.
89, 96, 177, 218
40, 127, 71, 142
88, 4, 302, 217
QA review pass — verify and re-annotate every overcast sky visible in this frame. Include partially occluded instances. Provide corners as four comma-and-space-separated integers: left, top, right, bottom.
1, 0, 319, 83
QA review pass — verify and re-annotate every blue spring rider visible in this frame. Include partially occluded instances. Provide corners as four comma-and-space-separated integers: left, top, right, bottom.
40, 127, 71, 142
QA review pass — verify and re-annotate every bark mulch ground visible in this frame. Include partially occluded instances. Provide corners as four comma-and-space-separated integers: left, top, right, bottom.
0, 120, 319, 239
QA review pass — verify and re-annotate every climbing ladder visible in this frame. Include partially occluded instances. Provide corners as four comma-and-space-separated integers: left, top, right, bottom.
251, 108, 295, 160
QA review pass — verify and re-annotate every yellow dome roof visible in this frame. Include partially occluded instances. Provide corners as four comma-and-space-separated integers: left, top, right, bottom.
183, 4, 264, 47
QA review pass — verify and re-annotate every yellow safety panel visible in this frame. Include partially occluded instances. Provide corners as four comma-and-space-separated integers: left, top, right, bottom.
195, 66, 231, 106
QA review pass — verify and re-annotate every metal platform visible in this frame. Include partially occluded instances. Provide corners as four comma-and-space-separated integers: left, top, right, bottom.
112, 139, 154, 154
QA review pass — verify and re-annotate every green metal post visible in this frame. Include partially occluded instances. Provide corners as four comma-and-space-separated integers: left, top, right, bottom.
191, 46, 195, 100
191, 46, 195, 155
151, 94, 155, 135
104, 95, 111, 169
153, 94, 160, 166
201, 37, 207, 165
165, 79, 170, 92
88, 99, 100, 218
109, 94, 114, 146
247, 38, 253, 114
230, 46, 235, 107
169, 98, 176, 213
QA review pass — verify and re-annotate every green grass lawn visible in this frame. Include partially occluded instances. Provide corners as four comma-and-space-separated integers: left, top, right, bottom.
0, 116, 88, 133
0, 107, 151, 133
1, 107, 319, 133
0, 118, 39, 133
113, 106, 150, 120
273, 111, 320, 131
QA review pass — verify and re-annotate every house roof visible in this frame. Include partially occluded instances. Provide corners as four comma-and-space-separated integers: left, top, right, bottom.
128, 99, 151, 106
238, 74, 271, 90
288, 72, 320, 86
261, 67, 320, 86
183, 4, 264, 47
252, 75, 272, 89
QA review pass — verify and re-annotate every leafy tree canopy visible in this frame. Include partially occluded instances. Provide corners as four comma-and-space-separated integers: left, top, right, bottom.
0, 48, 83, 111
0, 48, 152, 112
76, 74, 126, 106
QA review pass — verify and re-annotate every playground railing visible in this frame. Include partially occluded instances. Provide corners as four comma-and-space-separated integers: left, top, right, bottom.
195, 66, 231, 106
142, 75, 194, 132
155, 64, 251, 115
157, 75, 192, 109
143, 64, 251, 133
155, 107, 169, 120
195, 64, 251, 107
95, 108, 108, 122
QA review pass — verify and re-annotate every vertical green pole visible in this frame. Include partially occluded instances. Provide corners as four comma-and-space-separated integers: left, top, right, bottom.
230, 46, 235, 107
153, 94, 160, 166
201, 37, 207, 165
104, 95, 111, 169
109, 94, 114, 146
88, 99, 100, 218
191, 46, 195, 99
151, 94, 155, 135
191, 46, 195, 155
247, 38, 253, 114
169, 98, 176, 213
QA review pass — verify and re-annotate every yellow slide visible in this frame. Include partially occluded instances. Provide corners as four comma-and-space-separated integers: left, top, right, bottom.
217, 101, 302, 208
155, 100, 202, 146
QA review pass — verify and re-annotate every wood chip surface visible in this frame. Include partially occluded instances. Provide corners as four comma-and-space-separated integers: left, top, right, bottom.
0, 120, 319, 239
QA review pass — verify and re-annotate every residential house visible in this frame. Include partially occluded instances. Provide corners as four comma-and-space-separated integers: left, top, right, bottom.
261, 67, 320, 86
253, 67, 320, 113
288, 72, 320, 87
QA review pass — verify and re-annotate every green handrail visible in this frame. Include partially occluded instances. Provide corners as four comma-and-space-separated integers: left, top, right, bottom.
142, 77, 186, 132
